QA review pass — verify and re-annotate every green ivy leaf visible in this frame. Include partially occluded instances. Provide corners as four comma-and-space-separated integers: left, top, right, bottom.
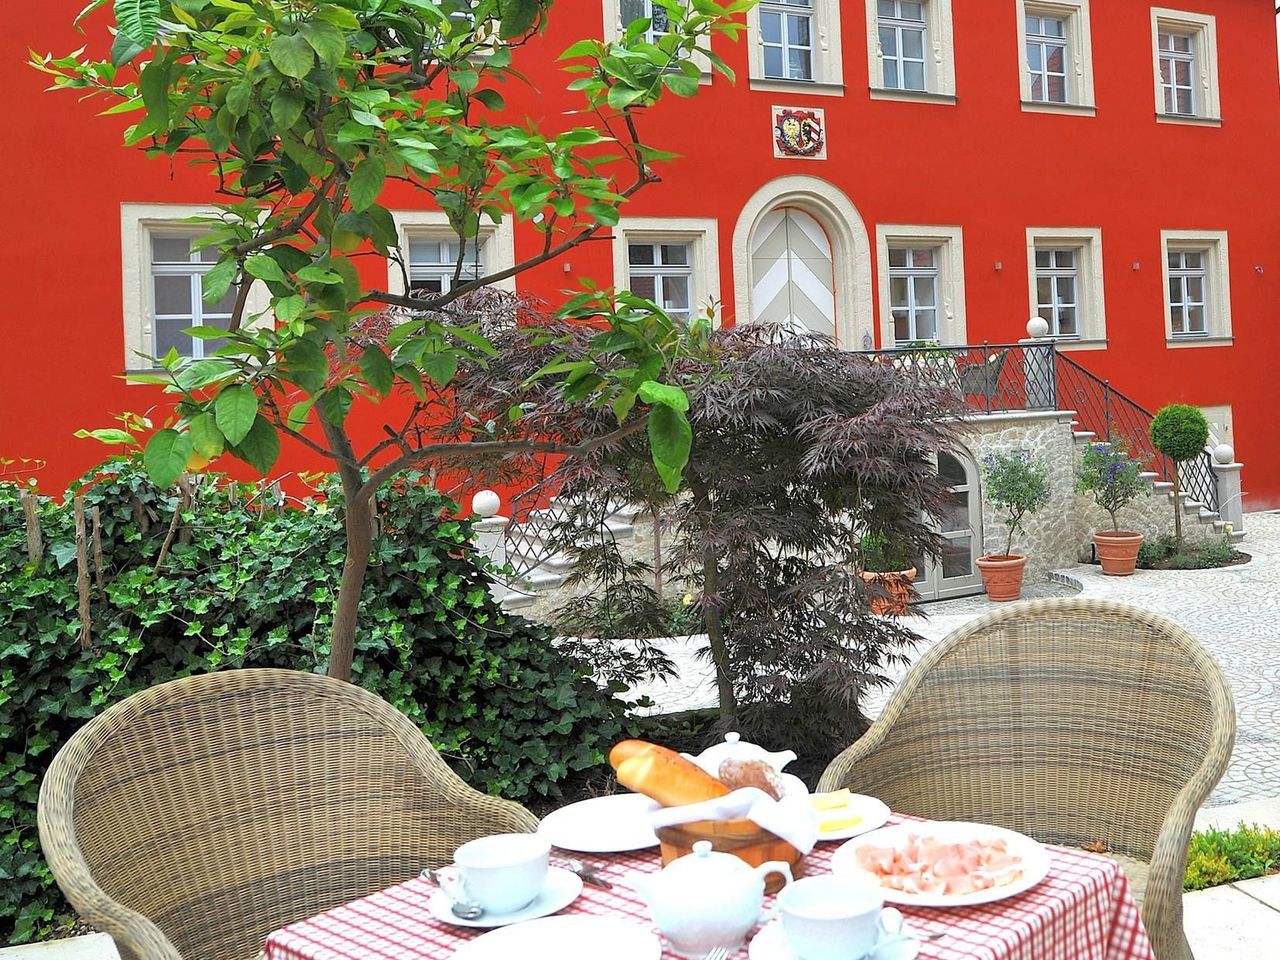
231, 416, 280, 475
269, 33, 315, 80
142, 429, 192, 488
214, 385, 258, 445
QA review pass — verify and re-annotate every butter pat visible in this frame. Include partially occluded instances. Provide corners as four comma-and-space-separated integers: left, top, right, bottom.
810, 789, 852, 811
820, 813, 864, 832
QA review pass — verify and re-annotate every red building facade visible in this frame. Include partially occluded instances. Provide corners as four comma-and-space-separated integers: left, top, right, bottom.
4, 1, 1279, 503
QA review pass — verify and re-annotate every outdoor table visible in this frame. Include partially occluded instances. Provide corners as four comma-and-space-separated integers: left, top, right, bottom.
261, 815, 1154, 960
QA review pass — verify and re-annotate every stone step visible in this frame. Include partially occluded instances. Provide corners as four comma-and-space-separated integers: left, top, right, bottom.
1152, 481, 1175, 492
1071, 430, 1097, 442
510, 565, 566, 590
509, 545, 577, 573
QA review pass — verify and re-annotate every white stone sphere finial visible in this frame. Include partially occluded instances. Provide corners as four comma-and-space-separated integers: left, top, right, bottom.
1213, 443, 1235, 465
472, 489, 501, 517
1026, 316, 1050, 339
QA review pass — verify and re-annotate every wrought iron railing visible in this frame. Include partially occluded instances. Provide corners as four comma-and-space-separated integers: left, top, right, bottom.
1054, 352, 1219, 513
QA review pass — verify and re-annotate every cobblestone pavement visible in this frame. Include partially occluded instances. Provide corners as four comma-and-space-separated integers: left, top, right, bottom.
626, 512, 1280, 808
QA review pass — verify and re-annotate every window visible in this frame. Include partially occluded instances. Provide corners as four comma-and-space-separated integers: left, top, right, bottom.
875, 225, 967, 347
1150, 9, 1220, 123
1034, 249, 1079, 337
120, 204, 270, 371
877, 1, 927, 92
888, 247, 938, 342
1024, 228, 1106, 346
760, 0, 814, 81
866, 0, 955, 102
747, 0, 843, 93
620, 0, 670, 44
1015, 2, 1095, 113
613, 217, 721, 322
386, 210, 516, 297
627, 242, 693, 319
1160, 231, 1231, 345
407, 237, 483, 295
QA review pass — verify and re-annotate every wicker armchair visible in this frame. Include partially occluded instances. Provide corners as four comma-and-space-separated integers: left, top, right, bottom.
819, 599, 1234, 960
38, 669, 538, 960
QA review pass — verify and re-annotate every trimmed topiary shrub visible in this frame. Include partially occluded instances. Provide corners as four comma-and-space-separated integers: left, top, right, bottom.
0, 457, 632, 944
1150, 404, 1210, 545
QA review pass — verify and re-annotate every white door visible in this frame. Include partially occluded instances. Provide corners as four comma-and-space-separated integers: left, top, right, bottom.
916, 449, 984, 601
750, 207, 837, 341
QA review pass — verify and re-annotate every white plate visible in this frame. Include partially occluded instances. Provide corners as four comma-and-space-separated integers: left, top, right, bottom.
538, 793, 662, 852
830, 821, 1052, 908
813, 793, 892, 842
748, 918, 921, 960
453, 915, 663, 960
427, 865, 582, 928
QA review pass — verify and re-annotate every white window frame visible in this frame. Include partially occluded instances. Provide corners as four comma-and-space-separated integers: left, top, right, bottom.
120, 203, 270, 374
386, 210, 516, 297
603, 1, 712, 82
1015, 1, 1096, 115
746, 0, 844, 94
1160, 230, 1232, 346
612, 217, 721, 322
875, 225, 966, 347
1024, 227, 1106, 349
1150, 8, 1221, 125
866, 0, 955, 103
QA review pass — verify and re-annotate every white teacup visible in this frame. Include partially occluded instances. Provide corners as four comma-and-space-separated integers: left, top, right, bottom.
777, 875, 903, 960
453, 833, 551, 915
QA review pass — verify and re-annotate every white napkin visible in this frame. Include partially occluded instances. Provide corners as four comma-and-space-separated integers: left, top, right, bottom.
648, 787, 820, 854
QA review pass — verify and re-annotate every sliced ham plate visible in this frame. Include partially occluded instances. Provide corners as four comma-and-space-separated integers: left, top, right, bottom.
830, 822, 1052, 908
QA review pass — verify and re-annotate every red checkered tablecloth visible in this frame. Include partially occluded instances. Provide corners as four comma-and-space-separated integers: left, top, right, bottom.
262, 818, 1154, 960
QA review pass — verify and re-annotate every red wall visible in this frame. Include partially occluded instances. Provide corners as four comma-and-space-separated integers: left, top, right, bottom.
5, 2, 1279, 506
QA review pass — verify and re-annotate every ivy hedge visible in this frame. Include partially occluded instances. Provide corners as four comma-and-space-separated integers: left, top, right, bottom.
0, 458, 631, 945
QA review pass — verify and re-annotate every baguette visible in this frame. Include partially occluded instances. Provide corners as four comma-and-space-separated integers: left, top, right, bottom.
615, 749, 731, 807
608, 738, 675, 770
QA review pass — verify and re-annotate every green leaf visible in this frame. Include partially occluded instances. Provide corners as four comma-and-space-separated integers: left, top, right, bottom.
359, 346, 395, 397
282, 338, 329, 393
421, 352, 459, 388
73, 428, 138, 446
244, 254, 290, 284
317, 386, 353, 425
269, 33, 315, 80
231, 416, 281, 475
142, 429, 192, 488
636, 380, 689, 413
202, 258, 238, 304
274, 295, 306, 325
113, 0, 160, 44
286, 398, 314, 432
226, 82, 253, 118
271, 88, 306, 129
138, 58, 169, 130
214, 385, 258, 445
109, 29, 145, 66
299, 20, 347, 69
348, 157, 386, 212
187, 413, 225, 459
647, 405, 692, 494
662, 73, 700, 97
498, 0, 541, 39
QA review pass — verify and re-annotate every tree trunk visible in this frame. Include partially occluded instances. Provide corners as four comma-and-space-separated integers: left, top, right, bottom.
324, 422, 374, 682
690, 478, 735, 720
1172, 467, 1184, 548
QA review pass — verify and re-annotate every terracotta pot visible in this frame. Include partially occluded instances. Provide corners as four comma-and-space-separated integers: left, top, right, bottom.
975, 555, 1028, 602
1093, 530, 1144, 576
858, 568, 917, 616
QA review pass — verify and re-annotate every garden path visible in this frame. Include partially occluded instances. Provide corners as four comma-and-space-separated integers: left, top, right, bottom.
631, 511, 1280, 807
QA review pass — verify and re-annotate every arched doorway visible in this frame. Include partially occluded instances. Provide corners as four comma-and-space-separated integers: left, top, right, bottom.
731, 176, 874, 348
916, 447, 984, 600
749, 207, 836, 340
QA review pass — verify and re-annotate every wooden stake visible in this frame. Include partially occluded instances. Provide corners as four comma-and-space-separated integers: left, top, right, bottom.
91, 506, 105, 591
74, 496, 91, 649
19, 490, 42, 564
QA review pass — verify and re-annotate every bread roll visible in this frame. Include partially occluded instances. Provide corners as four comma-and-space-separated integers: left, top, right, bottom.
717, 758, 785, 801
615, 749, 731, 807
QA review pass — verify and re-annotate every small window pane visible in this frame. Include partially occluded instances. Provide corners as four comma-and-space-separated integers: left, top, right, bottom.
879, 25, 898, 57
664, 276, 690, 311
1056, 307, 1077, 336
903, 61, 925, 90
152, 236, 192, 263
890, 276, 909, 306
913, 276, 936, 307
902, 29, 924, 60
629, 243, 656, 266
630, 275, 657, 299
659, 244, 688, 266
1035, 249, 1051, 269
787, 13, 810, 45
878, 0, 896, 16
1056, 277, 1075, 303
892, 310, 911, 343
761, 11, 782, 43
914, 308, 937, 340
1026, 16, 1041, 34
154, 275, 193, 315
1170, 305, 1185, 333
941, 537, 973, 578
1184, 251, 1203, 269
938, 451, 967, 486
1037, 278, 1053, 303
888, 248, 908, 269
1054, 249, 1075, 269
1174, 60, 1191, 86
910, 248, 935, 268
1045, 46, 1064, 73
900, 2, 923, 21
764, 46, 784, 77
409, 239, 446, 264
1187, 305, 1206, 332
789, 49, 813, 80
939, 490, 969, 532
207, 285, 239, 315
197, 244, 221, 264
155, 318, 193, 358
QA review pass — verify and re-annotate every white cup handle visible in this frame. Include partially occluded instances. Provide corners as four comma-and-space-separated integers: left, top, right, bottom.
879, 907, 904, 938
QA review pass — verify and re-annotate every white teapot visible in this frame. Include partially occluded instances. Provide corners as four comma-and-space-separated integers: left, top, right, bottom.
686, 731, 798, 776
628, 840, 793, 958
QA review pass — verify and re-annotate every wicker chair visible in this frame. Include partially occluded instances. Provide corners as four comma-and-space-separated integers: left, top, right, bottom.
819, 599, 1234, 960
38, 669, 538, 960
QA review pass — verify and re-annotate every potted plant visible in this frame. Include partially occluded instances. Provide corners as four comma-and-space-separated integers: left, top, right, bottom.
858, 529, 917, 616
1077, 441, 1147, 575
1150, 404, 1210, 549
976, 453, 1050, 601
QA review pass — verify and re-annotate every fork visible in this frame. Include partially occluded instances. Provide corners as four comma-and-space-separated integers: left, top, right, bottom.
703, 948, 731, 960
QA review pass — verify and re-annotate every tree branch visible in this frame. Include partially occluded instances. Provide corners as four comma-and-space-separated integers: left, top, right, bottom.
233, 168, 341, 257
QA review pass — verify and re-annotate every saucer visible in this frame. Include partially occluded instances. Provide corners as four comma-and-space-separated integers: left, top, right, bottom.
747, 919, 921, 960
426, 865, 583, 928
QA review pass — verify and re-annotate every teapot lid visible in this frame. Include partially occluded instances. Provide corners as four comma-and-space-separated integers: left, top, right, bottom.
664, 840, 755, 882
686, 732, 798, 775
